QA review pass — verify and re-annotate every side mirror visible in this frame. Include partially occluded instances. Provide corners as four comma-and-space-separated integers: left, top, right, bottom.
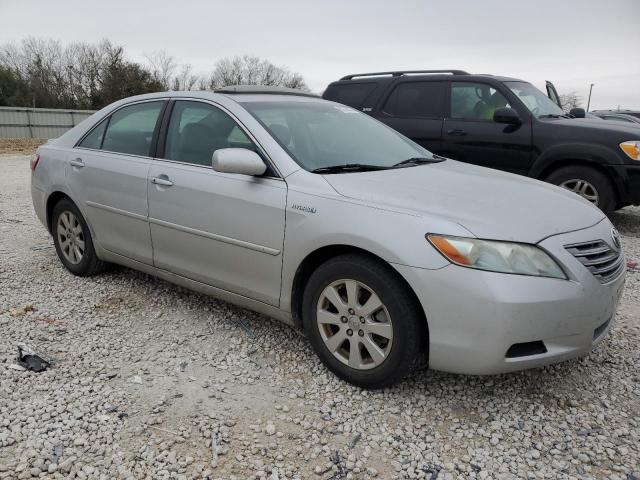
493, 107, 521, 125
569, 107, 586, 118
212, 148, 267, 176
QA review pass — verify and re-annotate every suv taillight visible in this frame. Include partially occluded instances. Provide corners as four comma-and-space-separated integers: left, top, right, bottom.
30, 154, 40, 171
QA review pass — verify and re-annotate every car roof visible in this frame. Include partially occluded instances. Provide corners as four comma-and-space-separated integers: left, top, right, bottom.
102, 88, 323, 106
328, 71, 526, 85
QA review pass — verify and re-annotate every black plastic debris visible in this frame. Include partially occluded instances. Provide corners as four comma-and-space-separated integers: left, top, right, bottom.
16, 343, 51, 372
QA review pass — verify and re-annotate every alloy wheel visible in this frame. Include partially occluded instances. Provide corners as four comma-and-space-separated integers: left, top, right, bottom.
57, 211, 85, 264
316, 279, 393, 370
559, 179, 599, 205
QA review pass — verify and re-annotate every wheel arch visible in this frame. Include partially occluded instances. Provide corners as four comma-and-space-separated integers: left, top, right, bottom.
535, 157, 615, 184
535, 157, 622, 208
289, 244, 428, 338
530, 142, 622, 184
46, 191, 73, 234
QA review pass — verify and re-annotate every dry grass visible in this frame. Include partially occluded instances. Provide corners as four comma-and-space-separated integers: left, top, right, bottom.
0, 138, 46, 155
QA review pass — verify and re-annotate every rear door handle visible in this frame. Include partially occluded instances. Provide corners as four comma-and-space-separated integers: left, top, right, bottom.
151, 176, 174, 187
447, 129, 467, 136
69, 158, 85, 168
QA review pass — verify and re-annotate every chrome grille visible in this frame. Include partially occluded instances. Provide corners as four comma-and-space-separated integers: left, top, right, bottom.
565, 240, 624, 284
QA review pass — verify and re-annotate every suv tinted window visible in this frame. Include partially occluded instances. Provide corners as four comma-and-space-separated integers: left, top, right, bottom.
324, 83, 377, 108
451, 82, 510, 120
164, 100, 255, 166
383, 81, 445, 118
78, 118, 108, 149
102, 102, 163, 156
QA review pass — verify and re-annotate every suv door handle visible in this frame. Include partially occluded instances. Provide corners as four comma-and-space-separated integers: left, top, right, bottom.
151, 176, 174, 187
69, 158, 85, 168
447, 129, 467, 136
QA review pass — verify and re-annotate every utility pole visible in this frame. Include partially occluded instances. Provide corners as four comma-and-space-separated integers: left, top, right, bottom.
586, 83, 594, 112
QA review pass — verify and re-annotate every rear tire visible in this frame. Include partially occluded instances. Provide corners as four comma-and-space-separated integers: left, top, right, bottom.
546, 165, 616, 213
52, 198, 109, 276
302, 253, 426, 389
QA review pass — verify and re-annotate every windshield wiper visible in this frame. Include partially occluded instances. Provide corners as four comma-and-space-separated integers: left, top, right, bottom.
392, 155, 446, 168
538, 113, 565, 119
311, 163, 391, 174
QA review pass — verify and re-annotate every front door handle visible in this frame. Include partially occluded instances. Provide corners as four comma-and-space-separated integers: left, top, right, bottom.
69, 158, 85, 168
151, 176, 174, 187
447, 129, 467, 136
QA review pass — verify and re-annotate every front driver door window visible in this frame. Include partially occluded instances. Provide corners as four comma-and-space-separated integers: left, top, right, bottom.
450, 83, 511, 121
147, 100, 286, 306
443, 82, 532, 174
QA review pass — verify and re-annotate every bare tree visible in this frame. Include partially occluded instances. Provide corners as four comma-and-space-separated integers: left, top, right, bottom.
144, 50, 201, 91
171, 64, 199, 91
207, 55, 308, 90
558, 91, 582, 111
1, 39, 309, 108
144, 50, 177, 90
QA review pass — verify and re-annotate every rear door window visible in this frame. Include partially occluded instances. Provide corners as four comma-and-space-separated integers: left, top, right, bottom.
324, 82, 377, 108
101, 101, 164, 156
383, 81, 445, 118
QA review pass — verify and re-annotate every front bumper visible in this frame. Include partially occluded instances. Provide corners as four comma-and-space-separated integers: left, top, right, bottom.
394, 218, 625, 375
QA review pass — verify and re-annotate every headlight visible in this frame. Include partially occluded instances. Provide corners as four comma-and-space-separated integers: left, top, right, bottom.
427, 234, 567, 279
620, 141, 640, 160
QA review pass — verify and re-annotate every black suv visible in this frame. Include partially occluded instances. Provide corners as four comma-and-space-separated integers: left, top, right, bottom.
323, 70, 640, 213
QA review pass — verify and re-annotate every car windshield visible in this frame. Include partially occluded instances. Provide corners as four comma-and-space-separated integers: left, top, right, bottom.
240, 100, 434, 171
505, 81, 565, 118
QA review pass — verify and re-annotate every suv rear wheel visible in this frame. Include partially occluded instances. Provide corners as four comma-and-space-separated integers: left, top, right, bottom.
302, 253, 425, 389
546, 166, 615, 213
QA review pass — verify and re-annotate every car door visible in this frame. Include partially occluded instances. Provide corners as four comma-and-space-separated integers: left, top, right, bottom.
374, 80, 445, 153
441, 81, 532, 175
67, 100, 166, 264
147, 99, 287, 306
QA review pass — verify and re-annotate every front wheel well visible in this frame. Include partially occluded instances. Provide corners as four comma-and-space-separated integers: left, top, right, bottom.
290, 245, 427, 337
46, 192, 72, 234
537, 159, 619, 209
537, 159, 615, 186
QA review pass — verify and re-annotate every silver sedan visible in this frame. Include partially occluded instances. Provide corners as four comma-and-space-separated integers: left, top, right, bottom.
31, 87, 625, 388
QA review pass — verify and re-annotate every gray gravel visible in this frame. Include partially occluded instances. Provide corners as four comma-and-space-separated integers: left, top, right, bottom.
1, 153, 639, 480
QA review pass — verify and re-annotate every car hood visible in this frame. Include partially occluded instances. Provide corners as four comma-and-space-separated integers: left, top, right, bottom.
544, 117, 640, 135
323, 160, 605, 244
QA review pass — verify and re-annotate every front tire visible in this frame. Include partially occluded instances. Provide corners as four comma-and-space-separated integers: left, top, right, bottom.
302, 253, 425, 389
546, 166, 616, 213
52, 198, 109, 276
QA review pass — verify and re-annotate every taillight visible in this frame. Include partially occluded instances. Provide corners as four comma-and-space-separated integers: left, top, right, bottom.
30, 154, 40, 171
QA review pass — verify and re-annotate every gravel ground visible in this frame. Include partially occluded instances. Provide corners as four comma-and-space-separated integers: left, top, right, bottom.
1, 153, 639, 480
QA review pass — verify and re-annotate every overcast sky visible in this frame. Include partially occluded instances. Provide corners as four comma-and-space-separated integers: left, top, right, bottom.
1, 0, 638, 110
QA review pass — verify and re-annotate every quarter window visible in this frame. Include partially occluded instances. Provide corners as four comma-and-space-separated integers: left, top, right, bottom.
324, 82, 377, 109
101, 102, 164, 156
383, 82, 445, 118
450, 82, 510, 120
163, 101, 256, 167
78, 118, 108, 150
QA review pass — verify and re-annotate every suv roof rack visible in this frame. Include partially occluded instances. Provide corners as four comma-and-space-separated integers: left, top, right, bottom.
215, 85, 319, 98
340, 70, 469, 80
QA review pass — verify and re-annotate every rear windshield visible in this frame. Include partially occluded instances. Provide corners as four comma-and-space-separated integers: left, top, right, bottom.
323, 82, 377, 108
241, 100, 433, 171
